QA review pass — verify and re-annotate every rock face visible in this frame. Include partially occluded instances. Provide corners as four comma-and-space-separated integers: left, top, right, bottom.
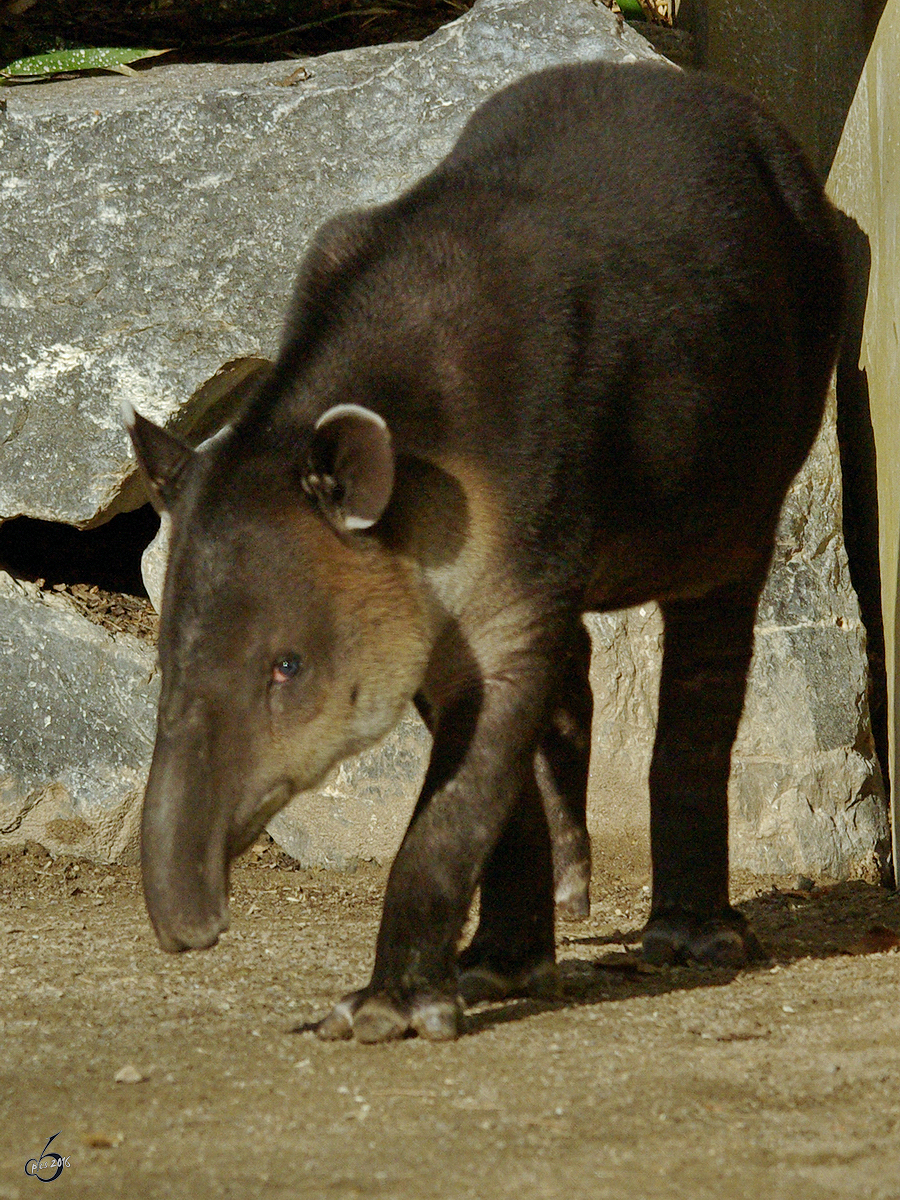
0, 0, 888, 880
733, 397, 889, 879
0, 573, 158, 863
0, 0, 657, 526
583, 394, 889, 884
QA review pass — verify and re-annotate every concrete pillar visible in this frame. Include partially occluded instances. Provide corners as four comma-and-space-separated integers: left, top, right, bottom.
692, 0, 899, 876
828, 0, 900, 874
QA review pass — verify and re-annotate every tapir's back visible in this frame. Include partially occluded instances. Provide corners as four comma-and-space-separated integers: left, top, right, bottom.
435, 63, 842, 380
388, 63, 844, 598
441, 62, 834, 260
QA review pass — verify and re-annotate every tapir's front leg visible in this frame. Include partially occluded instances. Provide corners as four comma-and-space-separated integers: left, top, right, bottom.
643, 581, 766, 966
316, 656, 556, 1043
455, 621, 592, 1003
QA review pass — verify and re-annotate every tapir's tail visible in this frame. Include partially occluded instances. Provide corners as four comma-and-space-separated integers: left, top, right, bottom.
722, 81, 846, 345
697, 76, 846, 464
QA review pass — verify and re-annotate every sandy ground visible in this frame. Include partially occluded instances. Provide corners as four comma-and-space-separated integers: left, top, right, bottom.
3, 839, 900, 1200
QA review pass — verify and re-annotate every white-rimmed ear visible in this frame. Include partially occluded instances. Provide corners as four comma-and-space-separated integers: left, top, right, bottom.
122, 400, 196, 513
196, 423, 233, 454
304, 404, 394, 532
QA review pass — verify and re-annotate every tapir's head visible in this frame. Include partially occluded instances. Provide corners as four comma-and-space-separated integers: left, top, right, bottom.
125, 400, 432, 953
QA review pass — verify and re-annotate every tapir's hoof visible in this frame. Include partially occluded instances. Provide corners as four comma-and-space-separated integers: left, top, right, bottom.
554, 860, 591, 920
458, 957, 561, 1006
641, 910, 765, 968
316, 988, 461, 1043
556, 891, 590, 921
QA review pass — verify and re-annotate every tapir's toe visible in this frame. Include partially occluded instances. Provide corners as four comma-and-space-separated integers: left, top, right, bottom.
350, 997, 410, 1043
316, 988, 461, 1043
458, 957, 561, 1006
641, 908, 766, 968
407, 997, 460, 1041
314, 992, 361, 1040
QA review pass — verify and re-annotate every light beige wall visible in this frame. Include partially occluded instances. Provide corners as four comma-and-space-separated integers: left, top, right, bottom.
828, 0, 900, 871
695, 0, 899, 875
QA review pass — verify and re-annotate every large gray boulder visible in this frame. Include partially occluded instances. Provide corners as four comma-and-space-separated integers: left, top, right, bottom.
0, 0, 657, 525
0, 0, 888, 880
0, 572, 158, 862
734, 398, 888, 878
0, 0, 658, 862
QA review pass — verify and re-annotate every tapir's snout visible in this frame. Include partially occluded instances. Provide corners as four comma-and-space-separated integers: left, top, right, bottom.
140, 727, 233, 954
145, 886, 230, 954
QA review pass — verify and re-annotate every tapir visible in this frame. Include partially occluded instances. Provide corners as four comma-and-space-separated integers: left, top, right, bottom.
125, 61, 845, 1043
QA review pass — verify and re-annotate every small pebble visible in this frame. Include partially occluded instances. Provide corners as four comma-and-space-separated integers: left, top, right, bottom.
114, 1064, 146, 1084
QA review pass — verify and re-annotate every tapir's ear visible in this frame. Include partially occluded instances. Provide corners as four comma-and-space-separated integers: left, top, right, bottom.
122, 399, 196, 513
304, 404, 394, 532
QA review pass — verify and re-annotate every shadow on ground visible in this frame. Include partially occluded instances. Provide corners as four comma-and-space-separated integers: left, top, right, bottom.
459, 878, 900, 1037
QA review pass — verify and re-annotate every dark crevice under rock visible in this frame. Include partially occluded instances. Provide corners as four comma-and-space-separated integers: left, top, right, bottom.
0, 504, 159, 597
0, 506, 161, 643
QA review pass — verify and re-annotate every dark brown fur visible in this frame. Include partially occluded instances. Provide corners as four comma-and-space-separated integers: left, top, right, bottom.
127, 61, 845, 1042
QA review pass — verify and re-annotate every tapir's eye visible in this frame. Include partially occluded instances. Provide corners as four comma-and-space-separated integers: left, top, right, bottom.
271, 655, 302, 685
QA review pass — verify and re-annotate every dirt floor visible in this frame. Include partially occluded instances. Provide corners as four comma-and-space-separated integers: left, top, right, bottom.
3, 839, 900, 1200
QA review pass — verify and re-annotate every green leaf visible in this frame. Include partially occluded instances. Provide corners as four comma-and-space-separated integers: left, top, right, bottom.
0, 47, 170, 83
616, 0, 647, 16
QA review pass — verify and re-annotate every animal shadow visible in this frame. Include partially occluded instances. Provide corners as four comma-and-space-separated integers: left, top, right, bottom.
463, 879, 900, 1036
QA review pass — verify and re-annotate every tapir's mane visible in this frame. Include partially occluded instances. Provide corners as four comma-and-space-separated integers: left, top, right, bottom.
237, 201, 425, 443
228, 195, 479, 466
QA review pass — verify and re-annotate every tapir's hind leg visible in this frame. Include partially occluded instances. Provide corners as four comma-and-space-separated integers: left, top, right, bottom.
538, 621, 594, 920
642, 580, 767, 967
